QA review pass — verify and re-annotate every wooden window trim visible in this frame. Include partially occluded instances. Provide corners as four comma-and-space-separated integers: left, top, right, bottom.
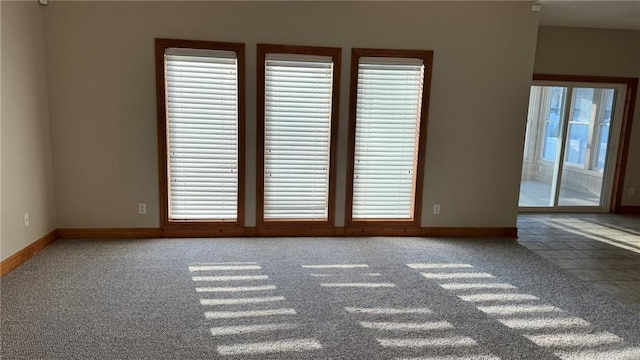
155, 38, 246, 229
345, 48, 434, 228
256, 43, 341, 228
532, 74, 638, 214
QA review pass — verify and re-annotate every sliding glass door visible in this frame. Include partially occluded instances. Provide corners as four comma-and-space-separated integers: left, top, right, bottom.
519, 82, 625, 211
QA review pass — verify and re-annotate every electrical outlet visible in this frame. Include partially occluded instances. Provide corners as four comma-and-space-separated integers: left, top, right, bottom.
630, 187, 635, 196
433, 204, 441, 215
138, 203, 147, 215
24, 213, 30, 227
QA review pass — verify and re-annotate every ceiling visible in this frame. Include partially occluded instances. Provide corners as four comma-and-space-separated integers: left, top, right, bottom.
538, 1, 640, 30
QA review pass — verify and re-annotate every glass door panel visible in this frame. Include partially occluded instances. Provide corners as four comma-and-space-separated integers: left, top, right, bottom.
519, 80, 624, 211
519, 86, 567, 207
557, 88, 616, 207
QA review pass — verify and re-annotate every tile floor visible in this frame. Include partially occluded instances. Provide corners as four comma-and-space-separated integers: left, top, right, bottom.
518, 212, 640, 312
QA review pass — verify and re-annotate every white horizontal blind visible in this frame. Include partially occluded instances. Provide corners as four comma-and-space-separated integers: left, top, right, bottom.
165, 48, 238, 220
353, 57, 425, 220
264, 54, 334, 220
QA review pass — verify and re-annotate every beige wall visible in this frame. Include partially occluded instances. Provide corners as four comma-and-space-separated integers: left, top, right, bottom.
44, 1, 539, 229
0, 1, 3, 256
1, 1, 57, 261
535, 26, 640, 206
0, 0, 3, 258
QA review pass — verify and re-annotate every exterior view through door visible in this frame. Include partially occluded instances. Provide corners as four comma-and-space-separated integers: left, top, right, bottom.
519, 81, 626, 211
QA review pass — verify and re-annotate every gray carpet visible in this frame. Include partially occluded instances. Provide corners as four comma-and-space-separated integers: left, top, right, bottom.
2, 236, 640, 359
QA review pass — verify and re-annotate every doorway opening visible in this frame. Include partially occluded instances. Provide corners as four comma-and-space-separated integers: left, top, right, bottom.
519, 75, 637, 212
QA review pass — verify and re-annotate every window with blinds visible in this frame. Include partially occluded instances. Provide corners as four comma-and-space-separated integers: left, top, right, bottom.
164, 47, 239, 221
352, 56, 426, 220
262, 52, 335, 221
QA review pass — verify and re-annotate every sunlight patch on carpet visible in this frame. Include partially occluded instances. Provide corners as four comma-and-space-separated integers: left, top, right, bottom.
192, 275, 268, 281
378, 336, 477, 348
321, 282, 395, 288
188, 265, 261, 271
217, 338, 322, 355
359, 321, 454, 331
205, 308, 297, 319
200, 296, 286, 306
210, 323, 299, 336
195, 285, 276, 292
302, 264, 369, 269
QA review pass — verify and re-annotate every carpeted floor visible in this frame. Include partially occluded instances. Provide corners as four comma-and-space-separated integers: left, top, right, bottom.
2, 236, 640, 359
